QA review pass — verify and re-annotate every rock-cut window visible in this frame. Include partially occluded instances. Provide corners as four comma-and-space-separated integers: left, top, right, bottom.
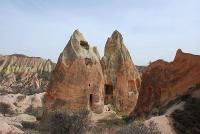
80, 40, 89, 50
105, 84, 113, 95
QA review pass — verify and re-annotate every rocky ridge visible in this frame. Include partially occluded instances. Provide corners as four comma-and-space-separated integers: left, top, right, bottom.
0, 54, 55, 94
133, 49, 200, 116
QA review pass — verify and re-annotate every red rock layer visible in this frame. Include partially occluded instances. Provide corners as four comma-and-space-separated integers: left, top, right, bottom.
101, 30, 141, 114
134, 49, 200, 116
44, 30, 104, 114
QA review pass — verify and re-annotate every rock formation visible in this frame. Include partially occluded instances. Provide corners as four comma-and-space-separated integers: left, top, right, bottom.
133, 49, 200, 116
136, 65, 146, 76
0, 92, 45, 133
101, 30, 141, 114
0, 54, 55, 94
0, 120, 24, 134
0, 93, 45, 115
44, 30, 104, 114
144, 115, 176, 134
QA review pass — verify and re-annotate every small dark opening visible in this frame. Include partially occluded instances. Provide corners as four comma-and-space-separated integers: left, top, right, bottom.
80, 40, 89, 50
89, 84, 90, 87
105, 84, 113, 95
89, 94, 93, 107
85, 58, 93, 66
0, 60, 4, 66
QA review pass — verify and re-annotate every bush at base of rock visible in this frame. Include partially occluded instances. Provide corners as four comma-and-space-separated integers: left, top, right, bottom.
116, 121, 161, 134
25, 106, 44, 120
40, 109, 90, 134
171, 97, 200, 134
0, 102, 13, 115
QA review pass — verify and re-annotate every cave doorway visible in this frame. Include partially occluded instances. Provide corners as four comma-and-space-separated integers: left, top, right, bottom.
105, 84, 113, 95
104, 84, 113, 104
89, 94, 93, 109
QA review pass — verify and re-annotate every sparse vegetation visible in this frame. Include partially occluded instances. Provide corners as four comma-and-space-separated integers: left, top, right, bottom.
25, 106, 44, 120
116, 121, 161, 134
53, 98, 67, 107
40, 109, 90, 134
0, 102, 12, 115
22, 121, 37, 130
171, 97, 200, 134
17, 95, 26, 101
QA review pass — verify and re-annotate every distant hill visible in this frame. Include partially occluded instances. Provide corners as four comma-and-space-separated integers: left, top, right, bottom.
0, 54, 55, 95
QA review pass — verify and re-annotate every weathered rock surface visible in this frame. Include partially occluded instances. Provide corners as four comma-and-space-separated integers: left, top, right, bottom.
144, 115, 176, 134
0, 93, 45, 115
101, 30, 141, 114
44, 30, 104, 114
136, 65, 146, 76
134, 49, 200, 116
0, 120, 24, 134
0, 54, 55, 94
0, 114, 37, 129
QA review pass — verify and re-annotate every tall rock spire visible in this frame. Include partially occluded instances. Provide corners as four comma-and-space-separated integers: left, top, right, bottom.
44, 30, 104, 114
101, 30, 141, 114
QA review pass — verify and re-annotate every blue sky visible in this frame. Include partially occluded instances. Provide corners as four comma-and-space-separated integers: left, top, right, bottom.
0, 0, 199, 65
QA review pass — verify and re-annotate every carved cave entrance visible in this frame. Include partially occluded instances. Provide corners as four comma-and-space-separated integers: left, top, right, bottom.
104, 84, 114, 105
89, 94, 93, 110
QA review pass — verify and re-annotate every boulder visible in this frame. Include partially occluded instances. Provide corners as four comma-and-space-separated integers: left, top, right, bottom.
0, 120, 24, 134
0, 93, 45, 115
0, 114, 36, 129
